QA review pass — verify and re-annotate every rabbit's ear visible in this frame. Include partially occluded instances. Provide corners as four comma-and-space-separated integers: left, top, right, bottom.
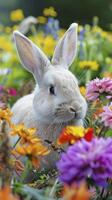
13, 31, 50, 84
52, 23, 78, 69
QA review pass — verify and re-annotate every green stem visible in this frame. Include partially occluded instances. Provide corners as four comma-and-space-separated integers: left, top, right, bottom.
20, 159, 32, 182
13, 137, 21, 148
49, 179, 58, 198
86, 70, 91, 83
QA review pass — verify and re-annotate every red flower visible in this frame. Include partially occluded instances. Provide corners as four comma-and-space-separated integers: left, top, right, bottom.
84, 128, 94, 142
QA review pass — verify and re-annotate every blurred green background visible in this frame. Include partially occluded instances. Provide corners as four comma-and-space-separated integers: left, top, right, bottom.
0, 0, 112, 29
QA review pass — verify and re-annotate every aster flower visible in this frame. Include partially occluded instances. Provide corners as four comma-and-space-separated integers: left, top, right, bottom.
86, 78, 112, 101
100, 103, 112, 128
57, 137, 112, 186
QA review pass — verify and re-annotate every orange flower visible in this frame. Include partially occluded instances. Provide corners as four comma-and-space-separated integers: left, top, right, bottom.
11, 123, 50, 168
10, 124, 37, 143
0, 108, 13, 125
57, 126, 94, 145
0, 186, 19, 200
63, 183, 91, 200
14, 143, 50, 168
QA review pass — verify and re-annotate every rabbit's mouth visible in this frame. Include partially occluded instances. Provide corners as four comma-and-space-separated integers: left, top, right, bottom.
54, 111, 79, 123
54, 105, 87, 124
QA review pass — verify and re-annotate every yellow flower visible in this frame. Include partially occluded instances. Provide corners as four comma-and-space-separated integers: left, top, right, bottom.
92, 26, 109, 39
16, 142, 49, 156
0, 108, 13, 125
80, 86, 86, 96
0, 36, 12, 52
37, 16, 47, 24
65, 126, 85, 137
43, 7, 57, 17
10, 9, 24, 21
79, 60, 99, 71
43, 35, 56, 56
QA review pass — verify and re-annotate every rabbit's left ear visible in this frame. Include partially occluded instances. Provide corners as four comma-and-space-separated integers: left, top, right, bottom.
52, 23, 78, 69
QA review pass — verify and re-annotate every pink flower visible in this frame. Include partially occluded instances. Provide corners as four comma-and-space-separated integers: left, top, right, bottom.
0, 85, 4, 92
0, 101, 6, 109
8, 88, 17, 96
100, 103, 112, 128
86, 78, 112, 101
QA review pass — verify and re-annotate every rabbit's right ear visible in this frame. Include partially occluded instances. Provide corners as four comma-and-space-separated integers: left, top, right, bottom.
13, 31, 50, 84
52, 23, 78, 69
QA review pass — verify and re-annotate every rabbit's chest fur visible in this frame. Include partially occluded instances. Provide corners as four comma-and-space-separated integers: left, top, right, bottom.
11, 94, 65, 143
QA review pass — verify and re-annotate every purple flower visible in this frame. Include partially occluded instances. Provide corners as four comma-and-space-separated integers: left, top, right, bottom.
86, 78, 112, 101
100, 103, 112, 128
57, 138, 112, 186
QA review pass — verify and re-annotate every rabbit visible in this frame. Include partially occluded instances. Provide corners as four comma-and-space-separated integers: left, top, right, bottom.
11, 23, 87, 168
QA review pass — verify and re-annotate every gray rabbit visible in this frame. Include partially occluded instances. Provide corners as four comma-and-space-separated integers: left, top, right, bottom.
11, 23, 87, 168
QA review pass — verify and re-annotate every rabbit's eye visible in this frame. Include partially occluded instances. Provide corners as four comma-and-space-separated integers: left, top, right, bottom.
49, 85, 55, 95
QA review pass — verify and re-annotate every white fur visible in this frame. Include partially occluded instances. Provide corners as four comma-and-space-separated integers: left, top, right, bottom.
11, 23, 87, 168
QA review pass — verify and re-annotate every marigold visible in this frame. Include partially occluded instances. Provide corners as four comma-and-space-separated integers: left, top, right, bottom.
14, 142, 50, 168
10, 124, 37, 143
57, 126, 94, 145
79, 61, 99, 71
11, 123, 50, 168
0, 108, 12, 125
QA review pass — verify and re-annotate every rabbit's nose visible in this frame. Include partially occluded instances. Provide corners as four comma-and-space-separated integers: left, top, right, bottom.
69, 107, 77, 117
69, 107, 76, 112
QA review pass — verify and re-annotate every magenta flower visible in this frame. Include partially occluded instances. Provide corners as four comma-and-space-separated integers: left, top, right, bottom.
100, 103, 112, 128
8, 88, 17, 96
57, 138, 112, 186
86, 78, 112, 101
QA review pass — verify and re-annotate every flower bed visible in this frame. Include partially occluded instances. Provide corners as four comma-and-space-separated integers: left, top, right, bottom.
0, 7, 112, 200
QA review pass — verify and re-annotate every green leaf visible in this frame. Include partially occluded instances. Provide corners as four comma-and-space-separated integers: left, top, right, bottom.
21, 185, 56, 200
